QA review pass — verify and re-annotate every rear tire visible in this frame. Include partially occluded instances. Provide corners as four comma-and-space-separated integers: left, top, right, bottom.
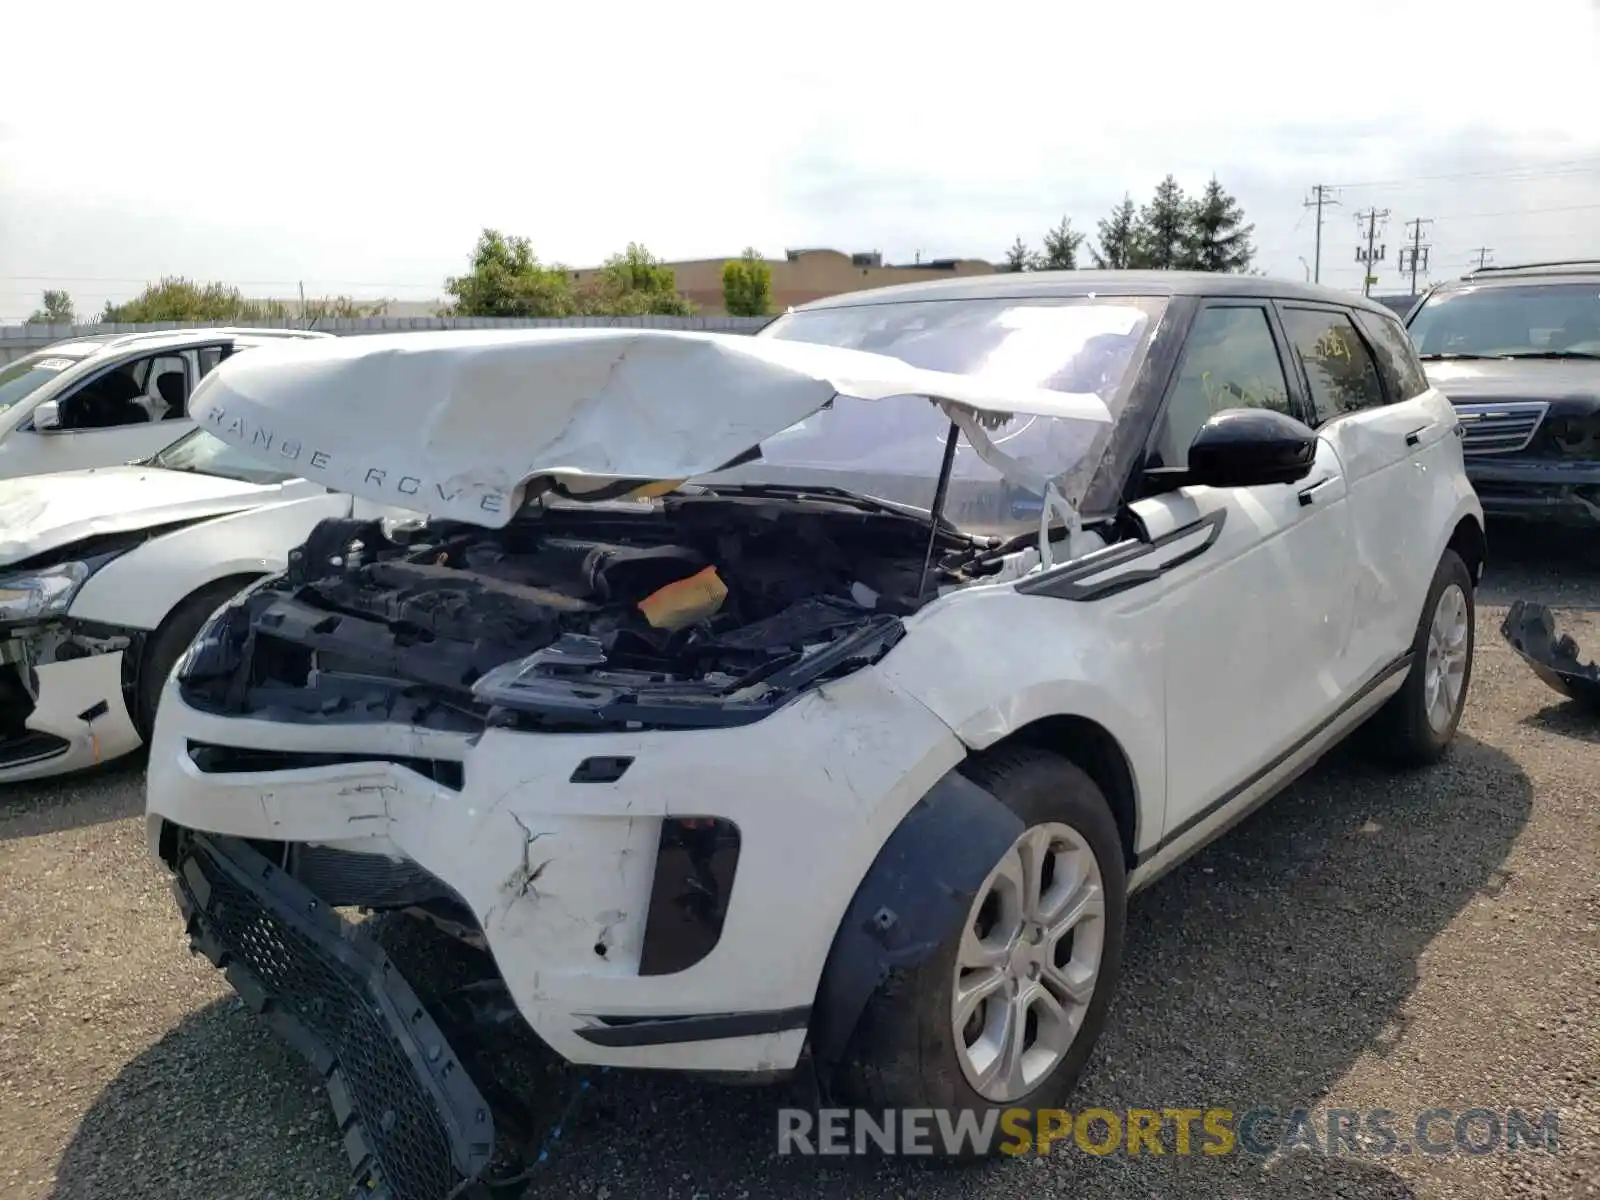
135, 576, 260, 741
830, 748, 1127, 1158
1368, 549, 1474, 766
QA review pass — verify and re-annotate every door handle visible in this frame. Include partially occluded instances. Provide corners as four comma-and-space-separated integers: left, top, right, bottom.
1297, 475, 1338, 506
1404, 424, 1432, 447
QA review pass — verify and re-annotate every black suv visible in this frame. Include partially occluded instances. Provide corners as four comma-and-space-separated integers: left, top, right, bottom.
1404, 260, 1600, 526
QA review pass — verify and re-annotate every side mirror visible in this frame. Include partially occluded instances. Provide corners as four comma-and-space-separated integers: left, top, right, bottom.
32, 400, 62, 432
1187, 407, 1317, 488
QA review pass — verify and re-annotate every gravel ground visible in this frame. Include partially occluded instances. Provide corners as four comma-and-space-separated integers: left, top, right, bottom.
2, 532, 1597, 1200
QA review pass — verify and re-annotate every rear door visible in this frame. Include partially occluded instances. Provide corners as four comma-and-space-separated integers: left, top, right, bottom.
1274, 303, 1454, 687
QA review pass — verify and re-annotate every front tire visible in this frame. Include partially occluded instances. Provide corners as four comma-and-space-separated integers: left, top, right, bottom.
1368, 548, 1474, 766
831, 748, 1127, 1156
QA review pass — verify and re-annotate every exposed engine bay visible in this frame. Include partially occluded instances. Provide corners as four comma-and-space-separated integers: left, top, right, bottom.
178, 491, 1019, 733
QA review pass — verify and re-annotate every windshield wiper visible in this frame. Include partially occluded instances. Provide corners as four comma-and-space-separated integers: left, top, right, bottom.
1418, 352, 1504, 361
686, 482, 971, 535
1494, 350, 1600, 361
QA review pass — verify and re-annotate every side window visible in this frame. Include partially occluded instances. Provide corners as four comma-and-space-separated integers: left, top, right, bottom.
197, 345, 227, 379
144, 355, 191, 421
1148, 305, 1292, 470
1353, 310, 1429, 401
1280, 307, 1385, 423
57, 360, 156, 431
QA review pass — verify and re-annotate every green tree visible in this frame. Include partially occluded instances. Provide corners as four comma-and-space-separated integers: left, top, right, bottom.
103, 278, 253, 322
1038, 217, 1084, 271
1091, 195, 1138, 269
28, 289, 75, 324
579, 242, 694, 316
443, 229, 577, 317
1185, 176, 1256, 273
1002, 236, 1038, 272
721, 247, 773, 316
1131, 175, 1191, 269
103, 278, 386, 323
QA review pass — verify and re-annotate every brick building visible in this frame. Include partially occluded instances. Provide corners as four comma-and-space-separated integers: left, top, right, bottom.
570, 248, 997, 315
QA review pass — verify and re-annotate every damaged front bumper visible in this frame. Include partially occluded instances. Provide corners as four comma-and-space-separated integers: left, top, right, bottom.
166, 828, 497, 1200
0, 621, 142, 780
1500, 599, 1600, 711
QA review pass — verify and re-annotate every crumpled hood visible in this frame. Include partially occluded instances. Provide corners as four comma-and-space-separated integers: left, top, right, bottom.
188, 327, 1112, 529
0, 465, 290, 568
1423, 357, 1600, 403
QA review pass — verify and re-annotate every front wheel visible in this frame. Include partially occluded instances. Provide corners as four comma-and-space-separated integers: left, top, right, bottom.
1368, 548, 1475, 766
830, 748, 1127, 1156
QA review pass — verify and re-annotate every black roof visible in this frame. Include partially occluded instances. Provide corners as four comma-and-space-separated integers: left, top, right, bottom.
794, 269, 1400, 318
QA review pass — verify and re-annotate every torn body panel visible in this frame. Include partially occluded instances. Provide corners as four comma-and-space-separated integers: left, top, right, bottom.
169, 831, 496, 1200
0, 620, 141, 781
1501, 599, 1600, 710
187, 327, 1111, 527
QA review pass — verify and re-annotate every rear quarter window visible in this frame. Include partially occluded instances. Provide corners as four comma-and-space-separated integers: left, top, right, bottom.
1355, 309, 1430, 402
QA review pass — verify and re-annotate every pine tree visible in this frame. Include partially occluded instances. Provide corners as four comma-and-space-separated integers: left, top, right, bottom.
1092, 195, 1138, 269
1038, 217, 1084, 270
1132, 175, 1191, 269
1002, 237, 1036, 272
1186, 176, 1256, 272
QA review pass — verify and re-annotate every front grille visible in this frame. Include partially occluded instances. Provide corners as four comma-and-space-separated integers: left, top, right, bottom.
173, 834, 494, 1200
1456, 401, 1548, 455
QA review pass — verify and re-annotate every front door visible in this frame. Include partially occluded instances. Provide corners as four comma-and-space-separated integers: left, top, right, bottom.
0, 352, 197, 479
1135, 301, 1357, 840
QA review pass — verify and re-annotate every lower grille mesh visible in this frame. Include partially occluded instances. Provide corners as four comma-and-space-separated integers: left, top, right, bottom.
174, 834, 494, 1200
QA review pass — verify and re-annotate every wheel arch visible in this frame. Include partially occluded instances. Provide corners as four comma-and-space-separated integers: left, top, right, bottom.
1446, 512, 1487, 585
967, 714, 1141, 872
806, 711, 1142, 1074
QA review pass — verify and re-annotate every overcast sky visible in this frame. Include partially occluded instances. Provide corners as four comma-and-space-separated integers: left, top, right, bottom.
2, 0, 1598, 322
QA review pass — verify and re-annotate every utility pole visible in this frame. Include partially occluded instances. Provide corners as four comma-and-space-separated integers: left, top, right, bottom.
1469, 246, 1495, 270
1303, 185, 1340, 283
1354, 208, 1390, 297
1398, 217, 1433, 296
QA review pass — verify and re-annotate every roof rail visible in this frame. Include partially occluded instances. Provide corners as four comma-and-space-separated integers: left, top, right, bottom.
1465, 259, 1600, 278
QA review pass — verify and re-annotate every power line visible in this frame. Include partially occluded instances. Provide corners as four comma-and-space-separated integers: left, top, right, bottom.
1398, 217, 1433, 297
1468, 247, 1495, 270
1325, 156, 1600, 190
1354, 208, 1391, 297
1302, 185, 1341, 283
1426, 201, 1600, 222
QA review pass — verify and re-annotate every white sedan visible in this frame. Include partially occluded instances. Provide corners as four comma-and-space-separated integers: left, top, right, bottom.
0, 427, 402, 781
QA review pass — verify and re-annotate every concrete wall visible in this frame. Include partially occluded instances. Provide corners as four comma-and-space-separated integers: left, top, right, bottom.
0, 314, 774, 365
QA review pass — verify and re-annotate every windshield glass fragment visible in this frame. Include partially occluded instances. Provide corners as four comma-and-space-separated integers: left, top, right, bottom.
703, 295, 1166, 535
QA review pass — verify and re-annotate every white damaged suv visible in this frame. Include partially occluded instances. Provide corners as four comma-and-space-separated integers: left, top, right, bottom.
146, 273, 1484, 1198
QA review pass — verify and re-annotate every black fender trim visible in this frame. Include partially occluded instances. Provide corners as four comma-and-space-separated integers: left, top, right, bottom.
1015, 508, 1227, 601
808, 767, 1025, 1070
